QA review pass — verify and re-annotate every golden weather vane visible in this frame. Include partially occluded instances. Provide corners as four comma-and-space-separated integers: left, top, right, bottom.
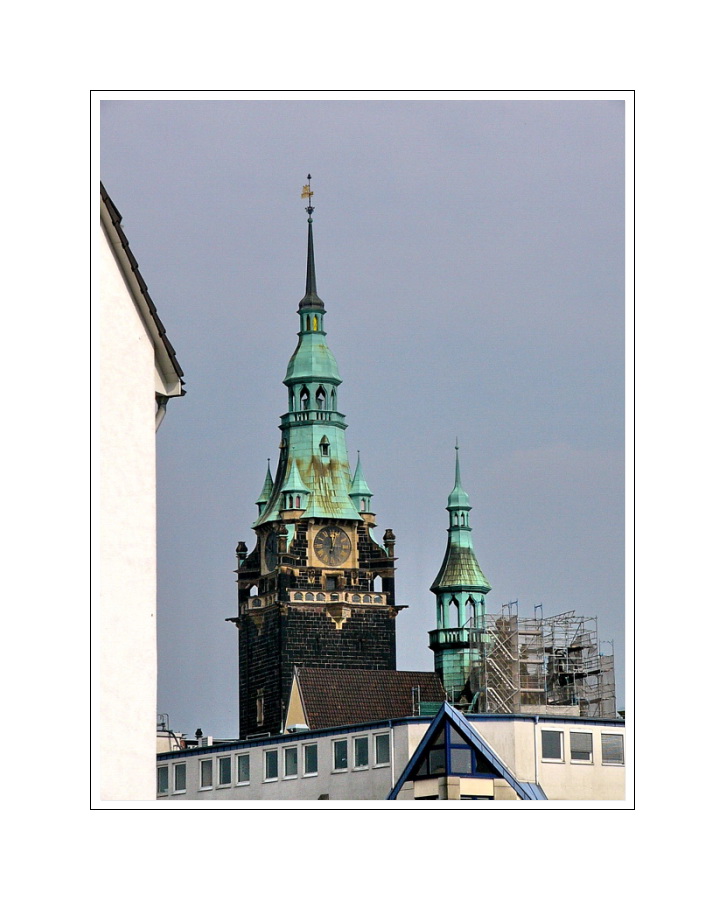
301, 174, 315, 220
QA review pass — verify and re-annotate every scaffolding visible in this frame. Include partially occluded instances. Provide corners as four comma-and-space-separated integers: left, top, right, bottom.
463, 605, 616, 718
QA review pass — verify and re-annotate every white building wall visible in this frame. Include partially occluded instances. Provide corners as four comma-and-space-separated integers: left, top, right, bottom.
470, 718, 625, 801
99, 219, 159, 801
158, 717, 625, 802
160, 725, 402, 802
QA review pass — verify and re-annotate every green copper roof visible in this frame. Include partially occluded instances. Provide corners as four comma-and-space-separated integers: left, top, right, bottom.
280, 458, 310, 495
430, 541, 491, 592
284, 331, 342, 385
431, 448, 491, 593
349, 452, 373, 498
255, 460, 274, 505
253, 198, 362, 527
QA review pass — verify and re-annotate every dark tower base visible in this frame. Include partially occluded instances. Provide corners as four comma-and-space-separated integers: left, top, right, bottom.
237, 602, 399, 738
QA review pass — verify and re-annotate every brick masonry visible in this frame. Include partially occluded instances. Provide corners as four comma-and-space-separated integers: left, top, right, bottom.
238, 602, 397, 739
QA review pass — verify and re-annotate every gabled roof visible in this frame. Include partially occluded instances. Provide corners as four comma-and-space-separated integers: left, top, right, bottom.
387, 702, 548, 800
100, 182, 184, 392
290, 667, 446, 730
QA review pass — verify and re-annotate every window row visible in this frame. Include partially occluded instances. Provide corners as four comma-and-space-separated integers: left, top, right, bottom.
291, 591, 384, 604
331, 733, 390, 773
541, 730, 624, 765
157, 733, 392, 795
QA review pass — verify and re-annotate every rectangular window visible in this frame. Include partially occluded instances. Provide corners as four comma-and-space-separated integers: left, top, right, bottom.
304, 743, 318, 776
601, 733, 624, 765
236, 753, 250, 784
354, 736, 369, 768
265, 749, 279, 781
541, 730, 563, 761
200, 758, 213, 789
173, 763, 186, 793
374, 733, 391, 766
218, 756, 232, 786
570, 732, 593, 762
157, 766, 169, 794
428, 747, 447, 775
284, 746, 298, 778
450, 747, 473, 775
333, 739, 348, 770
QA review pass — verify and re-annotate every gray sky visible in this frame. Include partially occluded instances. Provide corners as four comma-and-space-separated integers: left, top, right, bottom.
101, 97, 625, 739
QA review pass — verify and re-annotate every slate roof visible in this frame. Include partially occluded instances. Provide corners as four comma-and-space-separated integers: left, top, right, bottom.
295, 667, 446, 729
100, 182, 185, 384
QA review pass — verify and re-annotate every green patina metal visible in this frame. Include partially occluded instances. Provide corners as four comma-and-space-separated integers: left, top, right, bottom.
349, 451, 373, 514
255, 460, 274, 514
430, 446, 491, 595
429, 447, 492, 703
253, 206, 364, 527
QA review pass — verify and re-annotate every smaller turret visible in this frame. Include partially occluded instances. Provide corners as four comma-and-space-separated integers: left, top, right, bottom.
349, 451, 374, 514
429, 445, 492, 708
255, 461, 274, 516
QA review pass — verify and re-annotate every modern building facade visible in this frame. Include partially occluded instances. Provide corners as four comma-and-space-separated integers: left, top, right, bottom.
157, 702, 625, 802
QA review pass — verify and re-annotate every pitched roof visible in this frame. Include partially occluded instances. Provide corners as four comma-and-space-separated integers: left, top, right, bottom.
294, 667, 446, 729
100, 182, 185, 387
387, 702, 548, 800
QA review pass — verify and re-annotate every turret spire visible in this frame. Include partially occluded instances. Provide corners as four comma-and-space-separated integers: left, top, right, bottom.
429, 446, 492, 706
300, 175, 324, 310
431, 445, 490, 592
447, 440, 471, 513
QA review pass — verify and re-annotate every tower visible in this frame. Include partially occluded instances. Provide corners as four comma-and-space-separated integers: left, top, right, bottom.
428, 445, 491, 707
232, 179, 401, 738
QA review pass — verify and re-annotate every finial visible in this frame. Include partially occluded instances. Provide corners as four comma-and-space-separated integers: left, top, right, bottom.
301, 174, 314, 222
299, 175, 323, 310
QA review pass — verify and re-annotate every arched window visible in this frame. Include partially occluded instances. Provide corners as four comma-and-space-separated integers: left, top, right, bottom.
330, 388, 337, 410
320, 436, 330, 457
305, 315, 311, 330
312, 315, 318, 331
449, 597, 460, 628
316, 386, 326, 409
295, 495, 300, 509
300, 387, 310, 410
465, 597, 476, 627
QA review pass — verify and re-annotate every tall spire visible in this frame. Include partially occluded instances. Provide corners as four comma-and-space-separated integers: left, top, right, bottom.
300, 174, 324, 310
254, 180, 360, 527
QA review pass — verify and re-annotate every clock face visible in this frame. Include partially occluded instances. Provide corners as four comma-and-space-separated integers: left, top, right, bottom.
314, 525, 352, 566
264, 533, 278, 571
